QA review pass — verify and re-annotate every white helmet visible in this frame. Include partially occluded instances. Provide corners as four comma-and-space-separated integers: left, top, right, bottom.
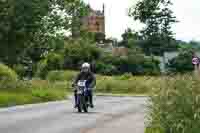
81, 62, 90, 69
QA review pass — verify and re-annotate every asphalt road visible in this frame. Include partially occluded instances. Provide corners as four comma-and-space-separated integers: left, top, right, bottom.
0, 96, 147, 133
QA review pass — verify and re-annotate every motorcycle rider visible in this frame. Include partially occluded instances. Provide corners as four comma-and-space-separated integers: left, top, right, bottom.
72, 62, 96, 108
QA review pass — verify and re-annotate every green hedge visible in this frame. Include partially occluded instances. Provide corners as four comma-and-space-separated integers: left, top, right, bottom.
96, 54, 160, 76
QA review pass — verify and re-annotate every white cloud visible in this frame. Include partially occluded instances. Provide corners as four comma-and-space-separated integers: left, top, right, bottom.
84, 0, 200, 41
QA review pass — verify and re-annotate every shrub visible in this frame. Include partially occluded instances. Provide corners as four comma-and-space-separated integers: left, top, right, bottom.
95, 61, 118, 75
63, 40, 101, 69
13, 64, 26, 78
146, 75, 200, 133
45, 53, 64, 70
0, 63, 18, 81
167, 49, 194, 73
35, 59, 49, 78
0, 64, 18, 90
35, 52, 64, 78
142, 57, 161, 75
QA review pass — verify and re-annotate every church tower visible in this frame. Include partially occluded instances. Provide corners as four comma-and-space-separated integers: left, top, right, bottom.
81, 3, 105, 35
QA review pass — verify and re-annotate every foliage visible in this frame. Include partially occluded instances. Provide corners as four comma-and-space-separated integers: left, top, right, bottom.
146, 75, 200, 133
167, 49, 194, 73
35, 52, 64, 78
70, 0, 90, 38
0, 63, 18, 81
12, 64, 27, 78
0, 0, 59, 64
94, 32, 106, 43
45, 52, 64, 70
96, 61, 118, 75
0, 0, 89, 66
34, 38, 101, 78
123, 52, 160, 75
119, 28, 140, 48
178, 40, 200, 50
63, 39, 101, 69
129, 0, 178, 55
95, 51, 160, 75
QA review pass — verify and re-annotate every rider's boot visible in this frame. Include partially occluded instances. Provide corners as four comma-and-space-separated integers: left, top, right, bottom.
74, 91, 78, 108
89, 90, 94, 108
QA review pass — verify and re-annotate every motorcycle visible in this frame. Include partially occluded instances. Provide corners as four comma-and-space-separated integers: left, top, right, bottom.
76, 80, 89, 113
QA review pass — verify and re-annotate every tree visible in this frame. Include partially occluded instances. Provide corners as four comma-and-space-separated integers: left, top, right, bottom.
0, 0, 89, 66
63, 39, 101, 70
119, 28, 139, 48
0, 0, 49, 64
0, 0, 62, 64
129, 0, 178, 55
70, 1, 90, 38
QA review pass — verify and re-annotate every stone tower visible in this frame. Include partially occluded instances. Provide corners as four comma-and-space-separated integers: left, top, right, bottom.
82, 4, 105, 35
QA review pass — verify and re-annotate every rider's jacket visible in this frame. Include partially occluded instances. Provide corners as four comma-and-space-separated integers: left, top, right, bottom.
73, 71, 96, 88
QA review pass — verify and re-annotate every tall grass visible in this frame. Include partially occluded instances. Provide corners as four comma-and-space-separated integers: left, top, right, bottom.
47, 70, 162, 94
95, 76, 162, 94
0, 80, 68, 107
145, 75, 200, 133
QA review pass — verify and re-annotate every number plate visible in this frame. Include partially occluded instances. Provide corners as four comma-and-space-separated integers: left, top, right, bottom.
77, 80, 86, 87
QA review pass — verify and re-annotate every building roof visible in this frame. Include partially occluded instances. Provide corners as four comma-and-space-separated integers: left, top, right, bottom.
88, 4, 104, 16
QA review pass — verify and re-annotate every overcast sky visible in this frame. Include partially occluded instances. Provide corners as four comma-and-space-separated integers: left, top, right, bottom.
84, 0, 200, 42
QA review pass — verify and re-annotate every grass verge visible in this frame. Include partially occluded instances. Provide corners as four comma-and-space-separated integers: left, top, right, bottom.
145, 75, 200, 133
0, 80, 68, 107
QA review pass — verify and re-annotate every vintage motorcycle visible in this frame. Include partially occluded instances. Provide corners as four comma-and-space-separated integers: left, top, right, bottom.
76, 80, 90, 113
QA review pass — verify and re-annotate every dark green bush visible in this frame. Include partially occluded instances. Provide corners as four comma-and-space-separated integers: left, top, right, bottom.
36, 52, 64, 78
35, 59, 49, 78
167, 49, 194, 73
63, 40, 101, 69
97, 54, 160, 75
13, 64, 26, 78
96, 61, 119, 75
142, 57, 161, 75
